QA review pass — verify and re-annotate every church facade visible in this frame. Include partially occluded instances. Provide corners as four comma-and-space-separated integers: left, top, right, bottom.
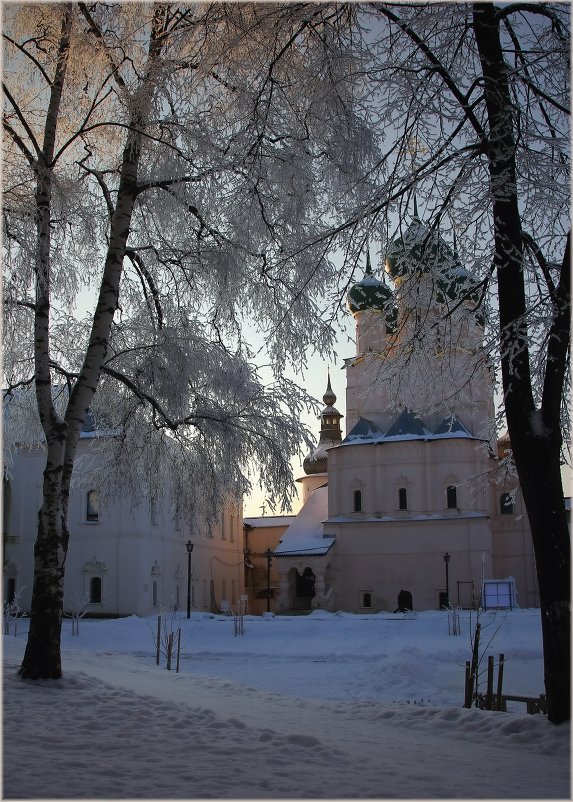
274, 214, 540, 614
3, 429, 245, 617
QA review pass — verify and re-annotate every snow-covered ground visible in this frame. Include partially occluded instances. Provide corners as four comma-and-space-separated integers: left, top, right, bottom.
3, 608, 570, 799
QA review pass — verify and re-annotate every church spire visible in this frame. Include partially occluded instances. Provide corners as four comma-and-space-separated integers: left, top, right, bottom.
302, 373, 343, 476
452, 228, 459, 261
323, 369, 336, 407
364, 247, 373, 277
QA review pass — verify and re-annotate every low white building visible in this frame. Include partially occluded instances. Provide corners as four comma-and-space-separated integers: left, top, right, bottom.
3, 428, 244, 617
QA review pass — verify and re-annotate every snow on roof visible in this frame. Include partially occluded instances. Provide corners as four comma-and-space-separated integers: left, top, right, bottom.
340, 412, 482, 447
432, 414, 473, 437
325, 511, 489, 524
243, 516, 296, 528
79, 429, 122, 439
274, 486, 334, 557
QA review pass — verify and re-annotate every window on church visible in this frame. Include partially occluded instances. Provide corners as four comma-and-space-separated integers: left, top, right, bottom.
398, 487, 408, 510
500, 493, 514, 515
90, 576, 102, 604
353, 490, 362, 512
86, 490, 99, 522
447, 485, 458, 509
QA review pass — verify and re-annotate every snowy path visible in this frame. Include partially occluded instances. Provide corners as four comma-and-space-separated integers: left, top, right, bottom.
3, 612, 570, 799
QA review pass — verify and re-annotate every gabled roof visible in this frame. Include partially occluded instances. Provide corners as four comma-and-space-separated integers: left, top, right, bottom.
341, 417, 383, 444
384, 409, 429, 439
243, 516, 296, 528
338, 410, 483, 447
432, 414, 474, 438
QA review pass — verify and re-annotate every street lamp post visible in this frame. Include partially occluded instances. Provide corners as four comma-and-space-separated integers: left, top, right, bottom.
186, 540, 194, 619
443, 552, 451, 608
264, 548, 273, 613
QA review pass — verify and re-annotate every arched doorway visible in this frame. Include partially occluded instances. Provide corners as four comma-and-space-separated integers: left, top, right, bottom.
292, 566, 315, 611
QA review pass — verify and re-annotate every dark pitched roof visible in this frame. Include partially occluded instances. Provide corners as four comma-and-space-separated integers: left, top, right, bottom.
432, 414, 473, 437
384, 409, 428, 438
341, 417, 383, 444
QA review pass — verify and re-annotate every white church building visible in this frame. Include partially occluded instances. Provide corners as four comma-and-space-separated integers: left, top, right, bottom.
273, 213, 542, 614
5, 212, 561, 618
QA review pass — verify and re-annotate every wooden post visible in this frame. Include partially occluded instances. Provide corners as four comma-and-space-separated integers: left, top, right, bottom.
469, 623, 481, 707
464, 661, 471, 708
176, 629, 181, 673
486, 655, 494, 710
156, 615, 161, 666
496, 653, 505, 711
166, 632, 173, 671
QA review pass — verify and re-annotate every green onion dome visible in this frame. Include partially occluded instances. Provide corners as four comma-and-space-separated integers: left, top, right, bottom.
436, 264, 482, 306
385, 212, 483, 324
385, 214, 450, 283
347, 252, 394, 316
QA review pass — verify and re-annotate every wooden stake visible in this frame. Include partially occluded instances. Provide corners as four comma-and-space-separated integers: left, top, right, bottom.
496, 653, 505, 711
156, 615, 161, 665
167, 632, 173, 671
486, 655, 494, 710
464, 661, 471, 708
469, 623, 481, 707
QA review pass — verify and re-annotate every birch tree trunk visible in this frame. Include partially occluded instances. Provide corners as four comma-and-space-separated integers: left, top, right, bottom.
20, 4, 73, 679
19, 4, 168, 679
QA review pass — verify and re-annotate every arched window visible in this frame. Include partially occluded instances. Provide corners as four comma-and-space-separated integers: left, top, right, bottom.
353, 490, 362, 512
500, 493, 514, 515
152, 580, 158, 607
90, 576, 102, 604
86, 490, 99, 522
447, 485, 458, 509
398, 487, 408, 510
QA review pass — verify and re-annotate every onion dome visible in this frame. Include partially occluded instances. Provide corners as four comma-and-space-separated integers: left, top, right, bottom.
385, 209, 483, 321
347, 251, 394, 316
303, 373, 343, 475
322, 371, 336, 407
385, 213, 451, 283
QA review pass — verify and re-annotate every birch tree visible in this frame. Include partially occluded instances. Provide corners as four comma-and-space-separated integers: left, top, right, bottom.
337, 2, 568, 724
3, 2, 376, 679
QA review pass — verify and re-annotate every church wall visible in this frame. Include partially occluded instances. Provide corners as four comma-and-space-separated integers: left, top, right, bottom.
328, 517, 493, 612
489, 482, 539, 608
345, 355, 394, 433
327, 439, 490, 519
3, 440, 244, 617
346, 352, 493, 443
